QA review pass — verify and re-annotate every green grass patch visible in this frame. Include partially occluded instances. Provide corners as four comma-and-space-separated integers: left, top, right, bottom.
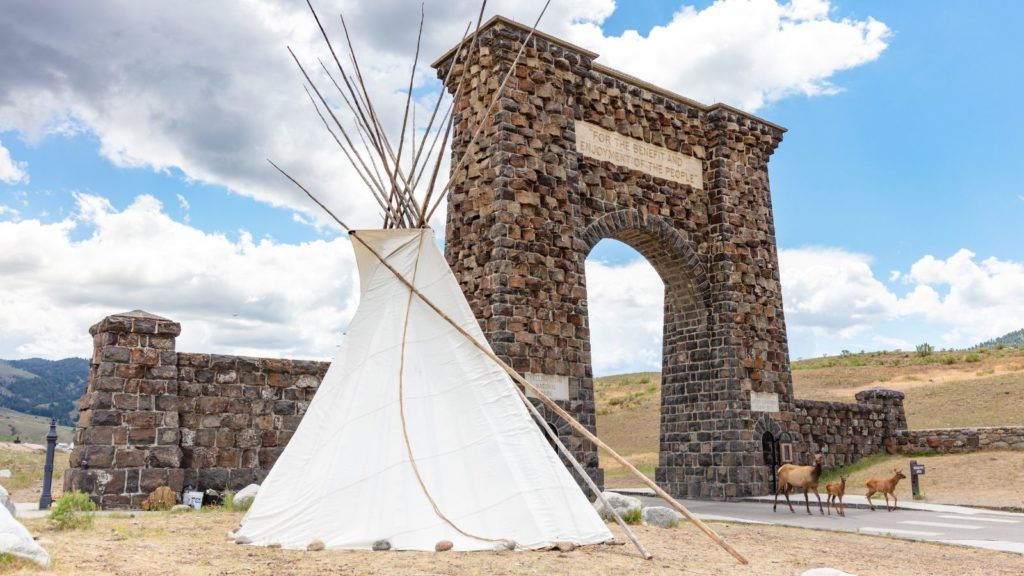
820, 453, 893, 485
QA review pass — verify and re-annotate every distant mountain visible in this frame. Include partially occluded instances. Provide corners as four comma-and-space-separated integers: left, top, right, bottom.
974, 329, 1024, 349
0, 358, 89, 426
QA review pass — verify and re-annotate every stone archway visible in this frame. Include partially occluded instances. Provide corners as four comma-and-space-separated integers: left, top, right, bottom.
436, 16, 797, 498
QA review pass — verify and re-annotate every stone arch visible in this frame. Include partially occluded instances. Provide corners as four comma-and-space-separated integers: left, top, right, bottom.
579, 209, 711, 313
437, 16, 793, 499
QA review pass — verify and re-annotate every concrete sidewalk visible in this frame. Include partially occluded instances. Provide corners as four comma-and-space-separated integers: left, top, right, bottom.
616, 490, 1024, 556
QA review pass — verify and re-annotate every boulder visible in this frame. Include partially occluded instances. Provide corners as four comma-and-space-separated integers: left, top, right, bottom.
641, 506, 682, 528
554, 541, 576, 552
372, 539, 391, 551
234, 484, 260, 508
592, 491, 641, 521
0, 485, 15, 517
170, 504, 192, 513
307, 539, 325, 551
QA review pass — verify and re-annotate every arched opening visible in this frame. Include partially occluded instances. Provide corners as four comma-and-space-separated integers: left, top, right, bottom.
587, 239, 664, 488
578, 210, 712, 495
762, 431, 778, 493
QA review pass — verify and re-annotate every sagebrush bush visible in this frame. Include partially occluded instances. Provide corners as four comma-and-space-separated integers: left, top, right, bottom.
964, 352, 981, 363
50, 490, 96, 530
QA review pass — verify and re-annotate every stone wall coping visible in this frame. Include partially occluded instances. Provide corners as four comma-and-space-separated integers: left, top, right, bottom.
899, 426, 1024, 434
430, 14, 787, 134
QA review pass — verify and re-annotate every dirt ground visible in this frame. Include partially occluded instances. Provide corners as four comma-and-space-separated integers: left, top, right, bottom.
8, 510, 1023, 575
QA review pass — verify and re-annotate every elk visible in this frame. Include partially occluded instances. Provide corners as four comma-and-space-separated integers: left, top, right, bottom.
825, 475, 848, 517
866, 468, 906, 511
773, 453, 825, 515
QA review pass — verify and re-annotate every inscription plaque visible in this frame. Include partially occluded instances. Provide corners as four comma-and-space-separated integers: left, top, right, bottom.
575, 120, 703, 189
750, 391, 780, 413
524, 373, 569, 401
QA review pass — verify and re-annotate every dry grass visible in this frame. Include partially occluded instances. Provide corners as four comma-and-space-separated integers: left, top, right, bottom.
594, 372, 660, 488
824, 450, 1024, 510
7, 510, 1022, 575
0, 445, 68, 503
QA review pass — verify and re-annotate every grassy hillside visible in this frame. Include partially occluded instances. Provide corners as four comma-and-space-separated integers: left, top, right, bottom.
595, 345, 1024, 487
0, 357, 88, 425
0, 408, 74, 444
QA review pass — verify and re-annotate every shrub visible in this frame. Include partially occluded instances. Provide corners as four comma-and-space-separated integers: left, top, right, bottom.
916, 343, 933, 357
964, 352, 981, 363
940, 355, 956, 365
50, 490, 97, 530
996, 343, 1005, 350
622, 507, 641, 525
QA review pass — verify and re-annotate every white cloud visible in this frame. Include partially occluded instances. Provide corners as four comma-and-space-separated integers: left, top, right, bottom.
570, 0, 889, 110
779, 247, 898, 338
0, 192, 359, 360
899, 249, 1024, 345
0, 141, 28, 184
585, 257, 663, 375
0, 204, 20, 220
0, 1, 887, 226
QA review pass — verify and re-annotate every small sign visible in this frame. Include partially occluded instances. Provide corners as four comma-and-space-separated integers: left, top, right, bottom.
779, 443, 794, 463
911, 464, 925, 475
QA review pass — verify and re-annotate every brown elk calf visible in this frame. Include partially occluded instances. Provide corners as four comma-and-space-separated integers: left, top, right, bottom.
773, 453, 825, 515
866, 469, 906, 511
825, 476, 848, 517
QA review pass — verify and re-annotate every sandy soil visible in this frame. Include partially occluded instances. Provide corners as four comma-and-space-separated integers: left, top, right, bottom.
9, 510, 1024, 575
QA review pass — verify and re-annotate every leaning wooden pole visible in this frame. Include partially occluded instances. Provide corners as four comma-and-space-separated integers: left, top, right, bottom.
346, 230, 749, 565
513, 384, 652, 560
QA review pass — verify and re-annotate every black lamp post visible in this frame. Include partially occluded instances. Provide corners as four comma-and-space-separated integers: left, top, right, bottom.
39, 418, 57, 510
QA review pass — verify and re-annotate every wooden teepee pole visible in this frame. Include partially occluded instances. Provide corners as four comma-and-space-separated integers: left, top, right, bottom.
513, 384, 652, 559
346, 230, 749, 565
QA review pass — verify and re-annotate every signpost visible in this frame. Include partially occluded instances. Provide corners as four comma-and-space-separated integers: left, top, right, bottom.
909, 460, 926, 498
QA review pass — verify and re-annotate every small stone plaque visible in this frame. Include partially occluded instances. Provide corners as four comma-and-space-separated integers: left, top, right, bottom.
575, 120, 703, 189
524, 373, 569, 401
750, 391, 780, 413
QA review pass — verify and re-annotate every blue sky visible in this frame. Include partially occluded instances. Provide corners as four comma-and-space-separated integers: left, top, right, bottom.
1, 1, 1022, 372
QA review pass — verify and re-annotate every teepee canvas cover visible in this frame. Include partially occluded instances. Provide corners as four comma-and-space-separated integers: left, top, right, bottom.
236, 229, 613, 551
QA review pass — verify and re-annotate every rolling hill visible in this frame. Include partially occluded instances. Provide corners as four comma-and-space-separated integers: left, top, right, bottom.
595, 344, 1024, 487
0, 358, 89, 425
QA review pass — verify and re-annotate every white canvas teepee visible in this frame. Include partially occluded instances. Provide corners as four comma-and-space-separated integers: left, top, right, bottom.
236, 229, 613, 551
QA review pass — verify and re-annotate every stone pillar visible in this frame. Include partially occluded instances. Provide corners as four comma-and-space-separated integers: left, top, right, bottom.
856, 388, 908, 455
65, 310, 183, 508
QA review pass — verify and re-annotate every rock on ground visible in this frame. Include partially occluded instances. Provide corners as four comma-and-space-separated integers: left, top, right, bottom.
233, 484, 260, 508
641, 506, 682, 528
170, 504, 192, 513
0, 485, 16, 517
593, 491, 641, 521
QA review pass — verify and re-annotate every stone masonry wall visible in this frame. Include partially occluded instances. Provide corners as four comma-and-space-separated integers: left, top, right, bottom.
176, 353, 327, 491
66, 311, 327, 508
894, 426, 1024, 454
793, 389, 908, 469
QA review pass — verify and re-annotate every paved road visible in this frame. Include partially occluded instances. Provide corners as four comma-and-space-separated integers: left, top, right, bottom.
628, 492, 1024, 555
